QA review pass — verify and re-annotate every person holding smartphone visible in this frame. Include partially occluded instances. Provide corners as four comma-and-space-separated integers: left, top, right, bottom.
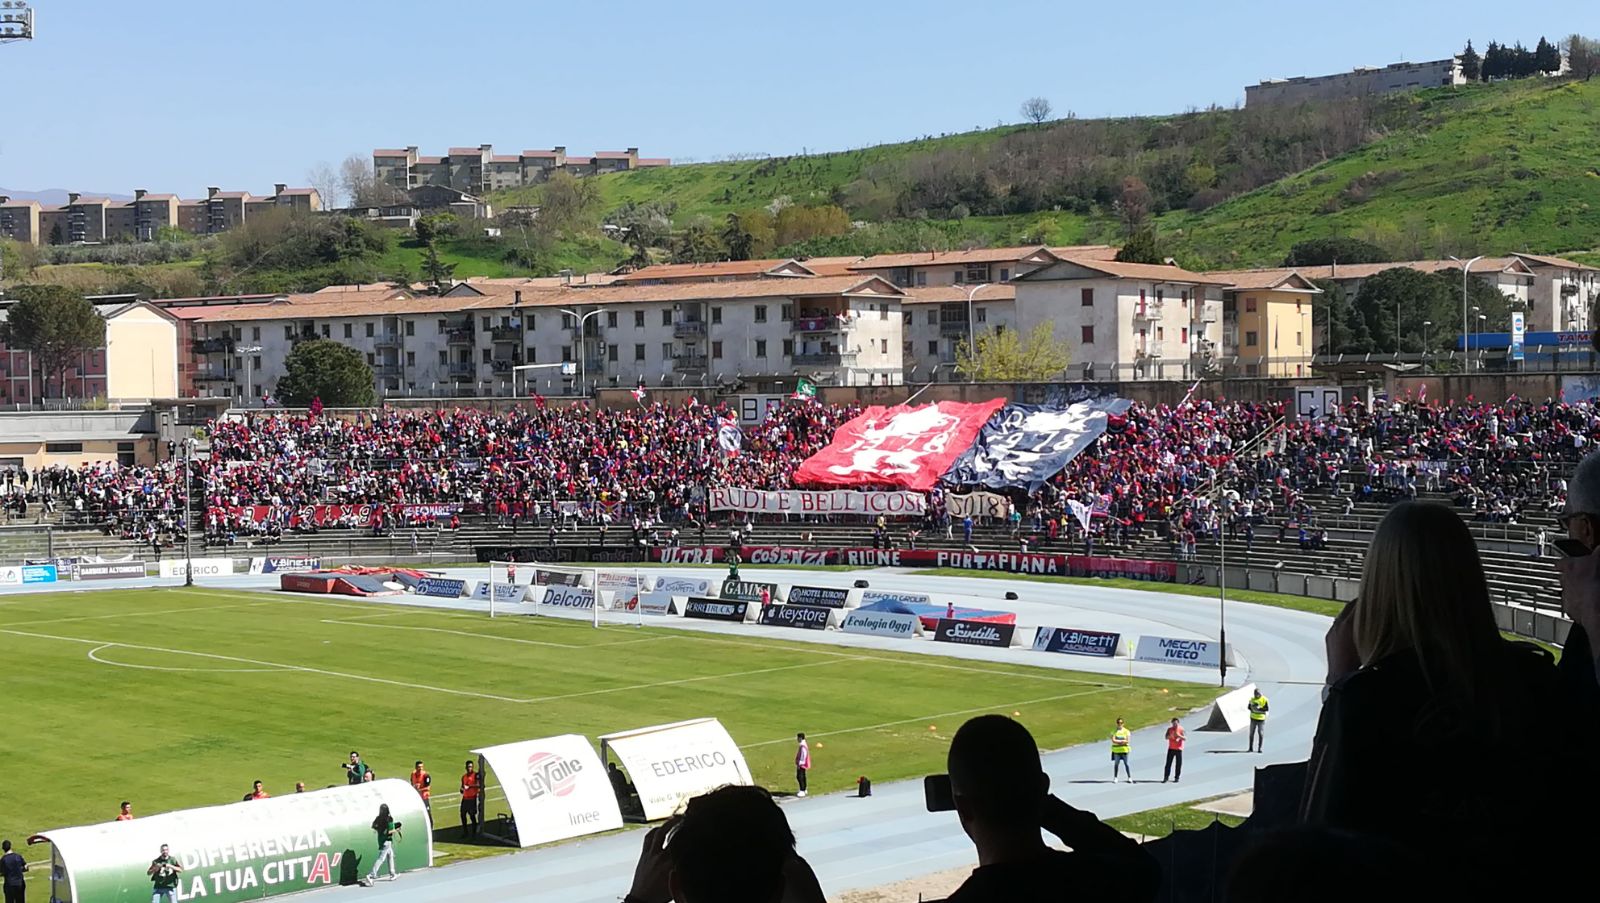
932, 715, 1157, 902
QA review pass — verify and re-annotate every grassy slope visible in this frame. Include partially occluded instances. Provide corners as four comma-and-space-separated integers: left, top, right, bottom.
1161, 78, 1600, 267
1106, 797, 1246, 838
2, 586, 1214, 881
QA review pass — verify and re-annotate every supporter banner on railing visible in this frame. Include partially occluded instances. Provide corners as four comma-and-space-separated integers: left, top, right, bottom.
710, 487, 927, 516
213, 503, 462, 528
943, 399, 1131, 491
650, 546, 1176, 582
944, 491, 1009, 519
793, 399, 1006, 491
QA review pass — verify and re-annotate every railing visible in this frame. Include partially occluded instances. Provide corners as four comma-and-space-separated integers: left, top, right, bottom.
1133, 302, 1163, 320
193, 368, 235, 382
792, 351, 858, 366
192, 337, 233, 354
373, 332, 402, 347
672, 320, 706, 338
792, 316, 855, 333
489, 326, 523, 342
446, 327, 474, 344
938, 319, 970, 337
373, 363, 403, 376
447, 362, 475, 378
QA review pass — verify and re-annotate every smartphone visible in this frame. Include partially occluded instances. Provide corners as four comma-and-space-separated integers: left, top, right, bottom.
923, 774, 954, 812
1555, 539, 1591, 557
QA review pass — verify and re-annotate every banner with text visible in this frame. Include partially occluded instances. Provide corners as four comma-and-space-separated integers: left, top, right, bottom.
793, 398, 1007, 491
710, 488, 926, 516
599, 719, 753, 822
32, 779, 430, 903
1032, 626, 1120, 658
943, 492, 1010, 519
1134, 635, 1225, 668
943, 399, 1131, 491
472, 734, 623, 848
651, 547, 1176, 582
213, 503, 462, 528
160, 558, 235, 579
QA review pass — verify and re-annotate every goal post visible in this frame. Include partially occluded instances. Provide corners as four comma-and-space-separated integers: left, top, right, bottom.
487, 561, 650, 627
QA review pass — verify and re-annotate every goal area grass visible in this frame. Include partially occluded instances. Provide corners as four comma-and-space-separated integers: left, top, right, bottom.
1, 585, 1215, 871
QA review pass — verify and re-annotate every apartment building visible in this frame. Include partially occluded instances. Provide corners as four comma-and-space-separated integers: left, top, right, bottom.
1510, 253, 1600, 333
1246, 57, 1466, 107
900, 284, 1017, 380
1202, 271, 1323, 376
374, 145, 669, 194
180, 275, 907, 400
0, 300, 181, 404
847, 245, 1118, 289
1012, 259, 1229, 380
0, 185, 322, 245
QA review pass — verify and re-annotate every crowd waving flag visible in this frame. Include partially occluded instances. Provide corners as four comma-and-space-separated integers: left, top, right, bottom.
942, 399, 1132, 491
793, 399, 1005, 491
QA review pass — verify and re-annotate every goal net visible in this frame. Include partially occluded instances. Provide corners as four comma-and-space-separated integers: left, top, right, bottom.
487, 561, 650, 627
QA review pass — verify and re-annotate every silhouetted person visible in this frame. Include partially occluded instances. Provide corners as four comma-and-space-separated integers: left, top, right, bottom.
1226, 827, 1419, 903
943, 715, 1158, 903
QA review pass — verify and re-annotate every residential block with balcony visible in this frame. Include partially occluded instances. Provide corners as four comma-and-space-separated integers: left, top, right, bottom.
0, 184, 322, 246
373, 144, 669, 194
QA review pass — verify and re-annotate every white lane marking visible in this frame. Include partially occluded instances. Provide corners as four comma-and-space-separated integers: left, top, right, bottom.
87, 643, 294, 673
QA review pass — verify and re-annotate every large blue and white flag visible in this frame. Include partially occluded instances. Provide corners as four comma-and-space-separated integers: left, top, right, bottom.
942, 399, 1131, 491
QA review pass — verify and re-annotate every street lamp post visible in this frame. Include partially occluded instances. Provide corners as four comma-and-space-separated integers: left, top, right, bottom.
1423, 320, 1432, 365
236, 344, 263, 406
558, 308, 604, 396
963, 283, 989, 380
1452, 255, 1486, 370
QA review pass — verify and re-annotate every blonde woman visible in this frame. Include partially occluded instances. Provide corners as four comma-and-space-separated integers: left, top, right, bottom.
1302, 502, 1594, 881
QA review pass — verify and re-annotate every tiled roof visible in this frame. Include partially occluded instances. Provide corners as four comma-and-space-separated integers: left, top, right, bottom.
1202, 270, 1325, 292
1511, 252, 1600, 272
277, 188, 318, 197
900, 284, 1018, 305
615, 259, 816, 283
134, 194, 178, 202
1018, 259, 1234, 285
1207, 258, 1534, 284
850, 245, 1059, 270
520, 150, 560, 157
373, 149, 411, 156
1051, 244, 1121, 261
416, 156, 445, 165
565, 157, 595, 165
489, 155, 520, 164
447, 147, 487, 155
796, 256, 866, 276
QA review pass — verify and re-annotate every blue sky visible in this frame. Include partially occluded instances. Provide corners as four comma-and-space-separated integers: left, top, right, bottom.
0, 0, 1587, 195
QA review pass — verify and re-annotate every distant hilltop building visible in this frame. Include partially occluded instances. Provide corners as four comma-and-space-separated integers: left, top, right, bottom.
1245, 57, 1466, 107
374, 145, 670, 194
0, 185, 320, 245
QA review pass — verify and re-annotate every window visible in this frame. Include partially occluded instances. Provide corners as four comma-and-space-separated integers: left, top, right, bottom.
976, 307, 987, 323
1156, 326, 1164, 340
562, 313, 575, 329
662, 310, 672, 326
928, 340, 938, 354
755, 339, 767, 358
481, 348, 492, 362
606, 312, 617, 329
928, 311, 937, 325
1000, 268, 1010, 281
1181, 290, 1191, 307
782, 339, 794, 357
562, 346, 573, 362
880, 338, 888, 353
1081, 325, 1095, 344
321, 324, 330, 338
367, 353, 376, 365
365, 323, 374, 337
879, 303, 888, 320
45, 442, 83, 454
634, 310, 645, 328
1139, 289, 1147, 304
1181, 327, 1189, 344
964, 264, 990, 283
283, 326, 294, 340
527, 346, 537, 363
1246, 331, 1259, 347
608, 344, 618, 362
634, 343, 645, 361
405, 321, 415, 336
916, 272, 927, 287
712, 340, 723, 359
1081, 288, 1094, 307
438, 319, 447, 332
712, 307, 722, 325
343, 324, 353, 339
438, 350, 448, 365
1245, 297, 1257, 313
406, 351, 415, 366
1296, 331, 1303, 346
484, 316, 493, 330
1156, 289, 1165, 303
754, 305, 768, 323
251, 327, 260, 341
781, 304, 793, 321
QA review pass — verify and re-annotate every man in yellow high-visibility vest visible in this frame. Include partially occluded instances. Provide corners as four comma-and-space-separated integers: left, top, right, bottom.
1248, 689, 1270, 753
1110, 717, 1133, 783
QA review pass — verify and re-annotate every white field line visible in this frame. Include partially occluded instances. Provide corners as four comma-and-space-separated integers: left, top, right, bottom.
0, 600, 275, 628
87, 643, 293, 674
318, 617, 676, 649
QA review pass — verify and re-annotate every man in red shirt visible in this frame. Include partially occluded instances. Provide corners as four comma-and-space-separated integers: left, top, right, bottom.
116, 801, 133, 821
1163, 718, 1185, 783
460, 760, 482, 838
250, 781, 270, 800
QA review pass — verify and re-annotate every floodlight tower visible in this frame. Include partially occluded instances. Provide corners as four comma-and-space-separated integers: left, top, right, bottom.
0, 1, 34, 44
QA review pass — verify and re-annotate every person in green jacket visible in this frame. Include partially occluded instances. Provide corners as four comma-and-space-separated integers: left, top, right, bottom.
360, 804, 402, 886
343, 751, 370, 785
148, 844, 182, 902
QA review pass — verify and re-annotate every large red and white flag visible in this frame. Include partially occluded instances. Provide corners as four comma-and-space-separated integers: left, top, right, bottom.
793, 399, 1005, 491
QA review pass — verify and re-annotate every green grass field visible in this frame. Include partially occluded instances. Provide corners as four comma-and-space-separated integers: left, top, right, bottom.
0, 585, 1215, 877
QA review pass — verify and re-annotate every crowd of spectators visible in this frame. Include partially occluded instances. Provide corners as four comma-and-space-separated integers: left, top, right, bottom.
5, 393, 1599, 556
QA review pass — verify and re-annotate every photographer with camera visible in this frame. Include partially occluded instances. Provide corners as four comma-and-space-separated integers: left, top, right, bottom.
930, 715, 1157, 903
359, 804, 402, 886
342, 751, 370, 785
147, 844, 182, 903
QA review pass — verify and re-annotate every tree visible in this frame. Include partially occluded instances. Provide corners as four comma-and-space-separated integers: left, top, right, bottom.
0, 285, 106, 399
1020, 97, 1053, 124
340, 154, 407, 208
671, 218, 725, 263
955, 323, 1071, 382
1460, 41, 1482, 81
1535, 36, 1562, 75
1114, 226, 1163, 264
276, 339, 375, 407
1115, 176, 1152, 236
722, 213, 756, 261
1349, 266, 1511, 355
305, 161, 342, 209
1567, 34, 1600, 80
0, 238, 43, 281
421, 243, 456, 293
1482, 41, 1504, 80
1312, 279, 1372, 354
538, 171, 603, 236
1283, 237, 1389, 267
48, 222, 63, 245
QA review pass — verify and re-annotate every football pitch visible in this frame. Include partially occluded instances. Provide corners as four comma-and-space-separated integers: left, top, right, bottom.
0, 585, 1215, 870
